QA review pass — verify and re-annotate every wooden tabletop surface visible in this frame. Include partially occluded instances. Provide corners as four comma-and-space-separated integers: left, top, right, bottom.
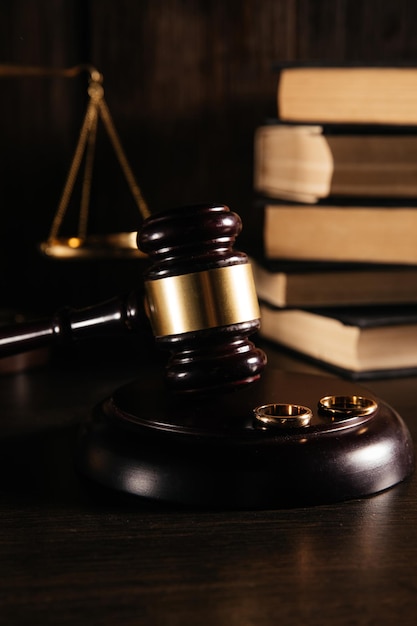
1, 339, 416, 626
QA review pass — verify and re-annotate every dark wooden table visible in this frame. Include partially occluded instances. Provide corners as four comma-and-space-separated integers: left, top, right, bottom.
1, 338, 416, 626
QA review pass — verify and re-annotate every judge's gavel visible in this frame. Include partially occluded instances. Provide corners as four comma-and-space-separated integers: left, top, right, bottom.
0, 204, 266, 393
3, 203, 413, 508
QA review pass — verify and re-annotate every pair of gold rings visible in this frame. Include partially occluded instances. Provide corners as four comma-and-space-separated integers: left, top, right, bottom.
254, 395, 378, 429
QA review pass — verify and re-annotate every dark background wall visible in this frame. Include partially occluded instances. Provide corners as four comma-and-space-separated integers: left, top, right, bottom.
1, 0, 417, 313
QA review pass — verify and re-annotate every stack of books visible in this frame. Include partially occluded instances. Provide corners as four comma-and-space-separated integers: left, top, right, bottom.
250, 64, 417, 379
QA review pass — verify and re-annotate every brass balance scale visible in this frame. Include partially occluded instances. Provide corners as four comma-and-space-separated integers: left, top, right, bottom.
1, 62, 149, 259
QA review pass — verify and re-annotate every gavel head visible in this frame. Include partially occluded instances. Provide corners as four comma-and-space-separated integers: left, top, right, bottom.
138, 204, 267, 394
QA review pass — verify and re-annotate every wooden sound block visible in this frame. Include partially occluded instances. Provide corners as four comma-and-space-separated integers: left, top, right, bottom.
76, 369, 414, 509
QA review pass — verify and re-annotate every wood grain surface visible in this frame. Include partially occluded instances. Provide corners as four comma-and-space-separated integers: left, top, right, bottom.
1, 0, 417, 311
0, 341, 416, 625
1, 7, 417, 621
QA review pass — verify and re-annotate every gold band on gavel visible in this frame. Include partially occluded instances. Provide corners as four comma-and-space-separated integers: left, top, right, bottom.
144, 263, 261, 337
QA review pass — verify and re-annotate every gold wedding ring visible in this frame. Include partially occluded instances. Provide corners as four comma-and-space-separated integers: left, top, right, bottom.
318, 395, 378, 420
254, 403, 313, 429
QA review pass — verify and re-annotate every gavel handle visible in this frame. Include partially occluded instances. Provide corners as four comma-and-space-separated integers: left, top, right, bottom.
0, 292, 146, 358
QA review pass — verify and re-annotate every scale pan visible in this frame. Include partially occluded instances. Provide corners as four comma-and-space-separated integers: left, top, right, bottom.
39, 232, 145, 260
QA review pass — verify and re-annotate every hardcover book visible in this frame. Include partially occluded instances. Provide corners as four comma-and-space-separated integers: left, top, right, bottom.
250, 257, 417, 308
261, 199, 417, 265
254, 122, 417, 203
259, 303, 417, 379
276, 65, 417, 125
